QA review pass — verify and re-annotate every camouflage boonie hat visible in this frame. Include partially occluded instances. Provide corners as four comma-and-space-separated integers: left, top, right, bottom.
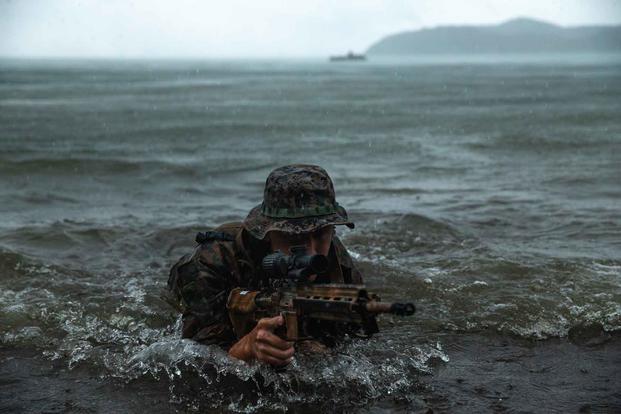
243, 164, 354, 240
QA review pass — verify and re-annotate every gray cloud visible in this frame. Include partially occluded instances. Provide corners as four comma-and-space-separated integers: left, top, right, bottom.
1, 0, 619, 58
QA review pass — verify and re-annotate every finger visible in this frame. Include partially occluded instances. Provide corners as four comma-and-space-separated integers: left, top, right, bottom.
257, 342, 295, 360
257, 352, 293, 367
257, 330, 294, 350
256, 315, 284, 331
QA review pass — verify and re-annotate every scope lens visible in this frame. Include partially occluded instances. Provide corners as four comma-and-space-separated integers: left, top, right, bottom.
309, 255, 329, 273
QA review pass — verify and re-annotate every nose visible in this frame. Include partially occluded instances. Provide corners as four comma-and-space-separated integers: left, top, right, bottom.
306, 238, 318, 256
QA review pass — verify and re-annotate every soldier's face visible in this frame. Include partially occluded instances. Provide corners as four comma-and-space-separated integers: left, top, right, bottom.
268, 225, 334, 256
268, 226, 334, 281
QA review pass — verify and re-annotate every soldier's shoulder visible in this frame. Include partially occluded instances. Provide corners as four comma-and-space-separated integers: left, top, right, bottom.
195, 221, 242, 245
191, 222, 244, 266
169, 222, 243, 278
332, 235, 356, 268
168, 224, 242, 298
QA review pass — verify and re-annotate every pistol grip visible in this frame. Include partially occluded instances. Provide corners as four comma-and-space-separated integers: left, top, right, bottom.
279, 311, 298, 341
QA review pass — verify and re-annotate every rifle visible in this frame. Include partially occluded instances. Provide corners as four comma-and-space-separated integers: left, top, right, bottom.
226, 246, 415, 341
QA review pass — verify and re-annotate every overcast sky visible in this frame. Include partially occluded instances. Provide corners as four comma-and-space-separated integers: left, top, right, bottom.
1, 0, 620, 58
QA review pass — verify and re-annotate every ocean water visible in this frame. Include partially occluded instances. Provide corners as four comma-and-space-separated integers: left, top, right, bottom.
1, 56, 620, 413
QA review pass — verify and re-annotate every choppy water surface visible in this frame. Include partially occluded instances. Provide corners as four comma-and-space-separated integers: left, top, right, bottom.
1, 56, 620, 413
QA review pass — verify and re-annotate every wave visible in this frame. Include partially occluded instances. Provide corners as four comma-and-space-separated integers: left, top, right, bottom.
342, 212, 621, 340
0, 156, 278, 183
0, 157, 182, 176
0, 221, 203, 274
16, 192, 80, 205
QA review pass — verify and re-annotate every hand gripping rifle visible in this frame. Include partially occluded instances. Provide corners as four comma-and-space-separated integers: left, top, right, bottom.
226, 246, 416, 341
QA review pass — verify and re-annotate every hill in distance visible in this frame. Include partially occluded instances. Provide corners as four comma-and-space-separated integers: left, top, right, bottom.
367, 18, 621, 55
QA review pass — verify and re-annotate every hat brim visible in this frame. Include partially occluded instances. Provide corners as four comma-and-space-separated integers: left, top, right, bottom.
243, 204, 355, 240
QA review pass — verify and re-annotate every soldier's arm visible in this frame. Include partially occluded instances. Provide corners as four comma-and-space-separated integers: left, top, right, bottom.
168, 245, 237, 348
168, 245, 294, 365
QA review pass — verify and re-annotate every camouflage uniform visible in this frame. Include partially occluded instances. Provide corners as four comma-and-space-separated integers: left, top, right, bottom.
167, 165, 363, 349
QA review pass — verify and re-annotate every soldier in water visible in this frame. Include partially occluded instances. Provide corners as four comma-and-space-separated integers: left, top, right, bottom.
167, 164, 364, 366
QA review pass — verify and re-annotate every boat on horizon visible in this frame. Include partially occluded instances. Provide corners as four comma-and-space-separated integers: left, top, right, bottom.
329, 51, 366, 62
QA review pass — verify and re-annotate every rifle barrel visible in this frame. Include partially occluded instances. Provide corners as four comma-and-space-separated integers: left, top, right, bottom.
366, 301, 415, 316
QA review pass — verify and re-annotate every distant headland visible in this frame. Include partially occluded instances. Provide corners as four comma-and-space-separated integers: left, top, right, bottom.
366, 18, 621, 55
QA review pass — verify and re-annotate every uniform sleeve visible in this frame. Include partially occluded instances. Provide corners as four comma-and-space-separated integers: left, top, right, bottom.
167, 243, 237, 348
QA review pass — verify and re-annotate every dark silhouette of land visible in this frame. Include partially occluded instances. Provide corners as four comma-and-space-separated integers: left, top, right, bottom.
367, 18, 621, 55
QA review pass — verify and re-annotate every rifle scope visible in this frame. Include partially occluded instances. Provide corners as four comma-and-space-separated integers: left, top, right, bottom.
262, 246, 329, 280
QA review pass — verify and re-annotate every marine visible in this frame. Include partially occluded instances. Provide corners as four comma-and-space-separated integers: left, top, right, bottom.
167, 164, 364, 366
